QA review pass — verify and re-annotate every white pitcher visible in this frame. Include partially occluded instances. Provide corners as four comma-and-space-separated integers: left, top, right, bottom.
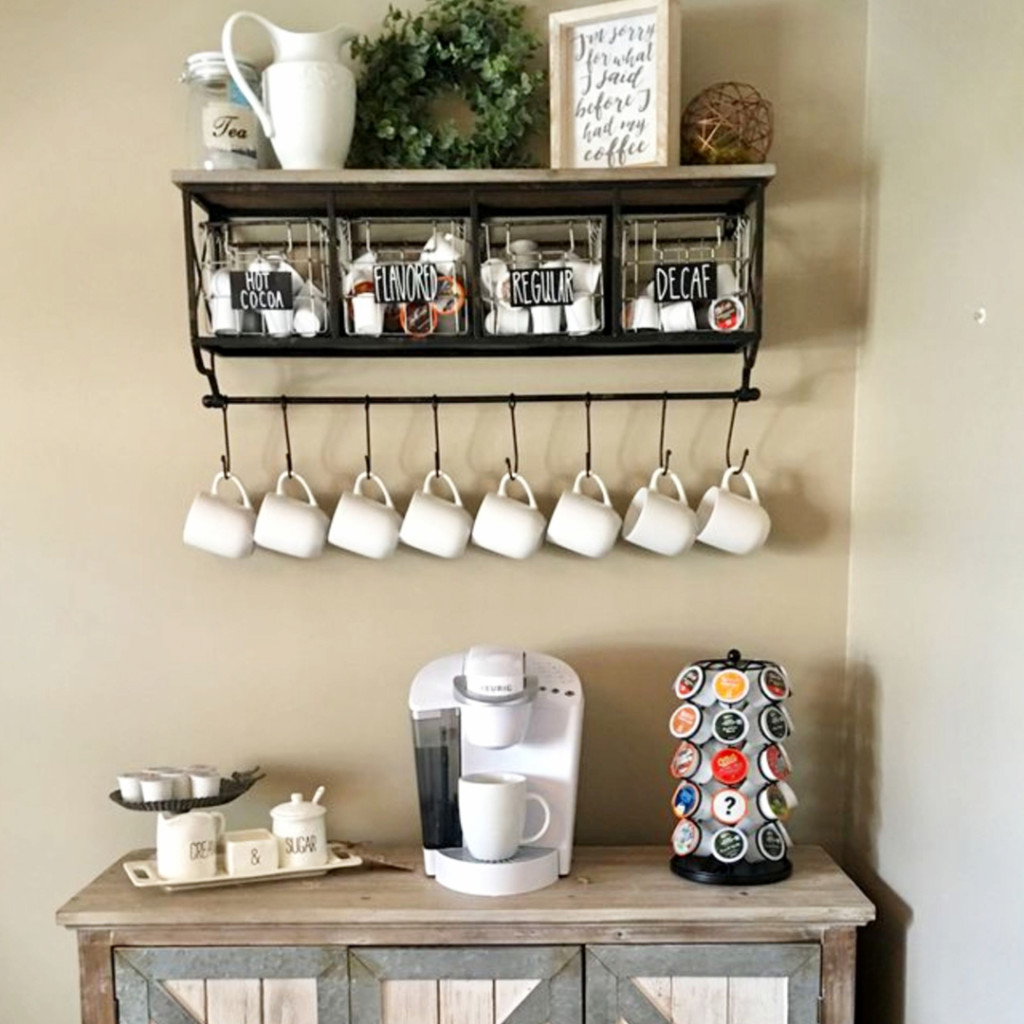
222, 13, 357, 169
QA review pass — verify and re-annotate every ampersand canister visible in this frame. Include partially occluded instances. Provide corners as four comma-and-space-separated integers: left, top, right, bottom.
271, 787, 328, 868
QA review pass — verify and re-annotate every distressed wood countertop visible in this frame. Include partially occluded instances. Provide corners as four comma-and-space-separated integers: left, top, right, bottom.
56, 846, 873, 937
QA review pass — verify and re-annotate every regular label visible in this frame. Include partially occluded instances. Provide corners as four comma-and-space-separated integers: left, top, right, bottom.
712, 668, 750, 704
509, 267, 574, 307
673, 665, 704, 699
201, 101, 258, 159
671, 780, 701, 818
711, 748, 749, 786
372, 263, 439, 304
670, 741, 700, 780
229, 270, 293, 311
711, 788, 747, 825
653, 262, 717, 304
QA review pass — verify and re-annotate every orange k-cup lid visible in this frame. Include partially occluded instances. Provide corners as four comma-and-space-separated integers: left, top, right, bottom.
669, 702, 703, 739
712, 668, 750, 705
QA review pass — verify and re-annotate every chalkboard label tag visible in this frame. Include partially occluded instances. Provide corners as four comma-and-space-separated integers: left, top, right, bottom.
653, 262, 717, 304
229, 270, 293, 311
509, 267, 575, 307
372, 263, 439, 304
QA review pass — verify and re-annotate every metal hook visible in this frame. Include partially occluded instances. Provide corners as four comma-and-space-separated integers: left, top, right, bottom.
363, 396, 372, 477
658, 392, 672, 475
432, 396, 441, 477
505, 395, 520, 479
725, 397, 750, 474
280, 396, 293, 477
584, 393, 593, 477
220, 403, 232, 478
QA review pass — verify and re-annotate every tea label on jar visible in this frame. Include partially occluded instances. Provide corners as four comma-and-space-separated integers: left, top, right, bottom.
670, 741, 701, 780
712, 709, 748, 744
673, 664, 705, 700
712, 668, 749, 704
201, 102, 258, 161
760, 705, 791, 741
757, 823, 787, 861
669, 702, 702, 739
711, 827, 747, 863
711, 788, 747, 826
671, 817, 701, 857
671, 780, 702, 818
759, 665, 789, 701
711, 748, 749, 786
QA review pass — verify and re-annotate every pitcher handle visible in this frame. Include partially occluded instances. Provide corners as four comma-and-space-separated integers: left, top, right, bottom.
210, 811, 227, 839
222, 11, 276, 138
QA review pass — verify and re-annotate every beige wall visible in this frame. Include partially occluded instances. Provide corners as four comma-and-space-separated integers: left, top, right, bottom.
0, 1, 867, 1020
846, 1, 1024, 1021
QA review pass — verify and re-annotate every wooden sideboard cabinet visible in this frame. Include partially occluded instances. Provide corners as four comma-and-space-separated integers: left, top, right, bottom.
56, 846, 873, 1024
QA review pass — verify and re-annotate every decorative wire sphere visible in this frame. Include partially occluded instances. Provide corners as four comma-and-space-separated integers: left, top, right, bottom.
680, 82, 774, 165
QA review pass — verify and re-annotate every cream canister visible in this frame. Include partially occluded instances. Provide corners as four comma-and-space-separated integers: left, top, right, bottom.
271, 787, 328, 868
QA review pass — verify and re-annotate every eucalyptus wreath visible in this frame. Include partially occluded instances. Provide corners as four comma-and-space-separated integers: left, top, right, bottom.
348, 0, 546, 169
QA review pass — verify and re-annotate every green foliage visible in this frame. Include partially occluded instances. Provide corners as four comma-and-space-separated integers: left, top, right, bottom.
349, 0, 546, 169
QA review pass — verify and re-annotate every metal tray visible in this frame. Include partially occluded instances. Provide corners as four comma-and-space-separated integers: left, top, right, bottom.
109, 768, 265, 813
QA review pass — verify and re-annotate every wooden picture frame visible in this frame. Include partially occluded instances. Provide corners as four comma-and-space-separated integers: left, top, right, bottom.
549, 0, 680, 169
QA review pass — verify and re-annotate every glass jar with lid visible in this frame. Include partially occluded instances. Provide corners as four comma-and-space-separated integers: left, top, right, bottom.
181, 51, 265, 170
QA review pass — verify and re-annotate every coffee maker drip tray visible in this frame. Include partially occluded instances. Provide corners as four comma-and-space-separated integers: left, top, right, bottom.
431, 846, 559, 897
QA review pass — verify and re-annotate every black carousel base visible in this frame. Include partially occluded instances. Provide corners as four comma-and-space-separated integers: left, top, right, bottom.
670, 853, 792, 886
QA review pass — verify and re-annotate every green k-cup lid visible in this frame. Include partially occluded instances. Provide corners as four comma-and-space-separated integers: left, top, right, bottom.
711, 827, 748, 863
757, 822, 787, 861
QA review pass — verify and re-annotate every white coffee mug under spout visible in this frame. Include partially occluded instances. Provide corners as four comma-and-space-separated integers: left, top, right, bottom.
458, 772, 552, 862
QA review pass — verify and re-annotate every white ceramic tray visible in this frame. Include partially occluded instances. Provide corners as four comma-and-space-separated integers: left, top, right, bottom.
123, 847, 363, 891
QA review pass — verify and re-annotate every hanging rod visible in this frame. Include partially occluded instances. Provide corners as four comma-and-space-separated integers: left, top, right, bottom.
202, 386, 760, 409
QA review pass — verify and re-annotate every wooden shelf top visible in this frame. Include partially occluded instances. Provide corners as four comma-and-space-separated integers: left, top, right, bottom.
56, 845, 873, 932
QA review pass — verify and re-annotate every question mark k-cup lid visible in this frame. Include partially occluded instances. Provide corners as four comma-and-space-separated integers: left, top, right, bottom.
669, 702, 703, 739
673, 665, 705, 700
711, 788, 747, 826
670, 740, 701, 780
711, 747, 749, 786
712, 668, 750, 705
671, 780, 702, 819
671, 817, 702, 857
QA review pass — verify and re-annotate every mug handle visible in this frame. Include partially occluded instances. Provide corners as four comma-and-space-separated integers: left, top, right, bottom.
211, 471, 253, 509
498, 472, 538, 509
354, 471, 395, 508
520, 793, 552, 845
423, 470, 463, 507
649, 468, 688, 506
722, 467, 761, 505
573, 470, 612, 507
221, 12, 276, 138
277, 471, 319, 507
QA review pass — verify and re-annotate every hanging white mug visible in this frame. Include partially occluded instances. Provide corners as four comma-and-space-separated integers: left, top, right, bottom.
399, 471, 472, 558
696, 467, 770, 555
472, 472, 547, 560
183, 472, 256, 559
622, 469, 698, 556
547, 471, 622, 558
254, 471, 329, 559
328, 472, 401, 559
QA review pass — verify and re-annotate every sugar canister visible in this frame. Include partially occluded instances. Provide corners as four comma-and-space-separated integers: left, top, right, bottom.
271, 787, 328, 868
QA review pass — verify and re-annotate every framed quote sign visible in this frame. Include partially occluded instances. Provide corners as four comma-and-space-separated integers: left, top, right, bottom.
549, 0, 680, 169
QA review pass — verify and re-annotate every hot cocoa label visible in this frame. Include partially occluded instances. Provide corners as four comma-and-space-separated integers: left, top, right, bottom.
508, 267, 574, 307
229, 269, 293, 311
372, 263, 439, 303
653, 262, 717, 304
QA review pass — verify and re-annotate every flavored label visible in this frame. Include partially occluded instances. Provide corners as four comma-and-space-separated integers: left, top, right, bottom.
711, 748, 749, 786
711, 788, 747, 825
671, 780, 701, 818
761, 744, 791, 781
670, 741, 701, 780
713, 709, 748, 744
712, 669, 749, 704
712, 828, 747, 862
674, 665, 704, 700
671, 817, 701, 856
760, 705, 790, 741
760, 666, 788, 701
670, 703, 702, 739
757, 823, 786, 861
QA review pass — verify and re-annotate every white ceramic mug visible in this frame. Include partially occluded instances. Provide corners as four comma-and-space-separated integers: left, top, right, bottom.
209, 268, 241, 335
421, 230, 464, 265
546, 470, 622, 558
293, 282, 327, 337
485, 305, 530, 335
183, 472, 256, 559
660, 300, 697, 332
254, 471, 329, 559
352, 292, 384, 336
566, 256, 601, 295
472, 473, 547, 560
480, 258, 510, 302
696, 468, 771, 555
621, 469, 698, 556
399, 471, 472, 558
328, 472, 401, 559
156, 810, 226, 881
458, 772, 552, 862
508, 239, 540, 268
625, 295, 660, 331
565, 294, 599, 335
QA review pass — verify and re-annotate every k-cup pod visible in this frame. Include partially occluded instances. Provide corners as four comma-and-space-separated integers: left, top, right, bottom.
756, 780, 798, 822
328, 472, 401, 560
347, 249, 377, 288
710, 787, 748, 826
670, 740, 712, 782
209, 268, 241, 335
670, 780, 703, 819
183, 471, 256, 560
622, 469, 698, 556
117, 772, 146, 802
710, 826, 748, 864
711, 667, 751, 705
710, 294, 745, 332
293, 282, 327, 338
671, 816, 702, 857
139, 773, 174, 802
710, 746, 750, 787
696, 468, 770, 556
485, 305, 530, 335
756, 743, 792, 783
669, 702, 712, 744
564, 293, 599, 335
530, 304, 562, 334
254, 471, 329, 559
352, 291, 385, 336
508, 238, 540, 268
711, 708, 750, 745
159, 770, 192, 800
472, 472, 547, 560
754, 821, 790, 862
546, 470, 622, 557
673, 664, 717, 706
748, 663, 790, 704
659, 300, 697, 332
624, 295, 660, 331
189, 769, 222, 798
755, 704, 793, 743
399, 471, 472, 559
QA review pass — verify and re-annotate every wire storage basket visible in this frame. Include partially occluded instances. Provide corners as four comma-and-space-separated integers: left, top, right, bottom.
620, 214, 753, 336
198, 219, 331, 339
339, 218, 471, 341
479, 217, 604, 337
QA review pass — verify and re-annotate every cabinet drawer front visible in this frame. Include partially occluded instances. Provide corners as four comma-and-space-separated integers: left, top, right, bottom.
113, 947, 348, 1024
585, 944, 820, 1024
350, 946, 582, 1024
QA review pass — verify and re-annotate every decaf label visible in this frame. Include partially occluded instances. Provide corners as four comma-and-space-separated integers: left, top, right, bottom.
653, 262, 717, 304
372, 263, 439, 304
509, 266, 575, 307
230, 269, 293, 311
674, 664, 704, 699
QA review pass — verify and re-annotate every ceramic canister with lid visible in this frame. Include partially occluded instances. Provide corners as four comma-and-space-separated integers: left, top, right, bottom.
271, 787, 328, 868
